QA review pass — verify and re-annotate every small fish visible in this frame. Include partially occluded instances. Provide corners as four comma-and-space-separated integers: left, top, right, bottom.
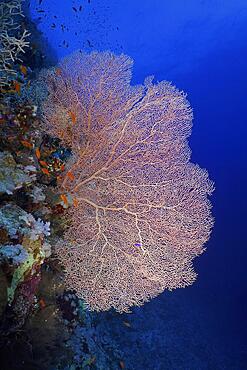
39, 160, 48, 167
123, 321, 131, 328
37, 9, 45, 13
73, 197, 79, 207
79, 5, 82, 11
13, 81, 21, 94
21, 140, 33, 149
41, 167, 50, 175
35, 148, 41, 159
72, 7, 77, 12
134, 243, 142, 247
51, 23, 56, 29
39, 0, 43, 5
60, 194, 68, 207
119, 361, 125, 369
55, 67, 62, 76
67, 171, 75, 181
68, 110, 76, 124
39, 298, 46, 309
20, 65, 27, 75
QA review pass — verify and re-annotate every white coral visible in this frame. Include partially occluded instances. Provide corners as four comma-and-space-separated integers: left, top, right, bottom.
30, 218, 50, 241
29, 185, 46, 203
0, 244, 29, 265
0, 0, 30, 87
41, 241, 52, 258
19, 213, 50, 241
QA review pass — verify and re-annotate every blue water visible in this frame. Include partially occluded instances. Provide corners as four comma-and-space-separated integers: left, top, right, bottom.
27, 1, 247, 368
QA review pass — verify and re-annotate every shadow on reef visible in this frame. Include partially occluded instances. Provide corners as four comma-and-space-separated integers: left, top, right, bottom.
0, 262, 70, 370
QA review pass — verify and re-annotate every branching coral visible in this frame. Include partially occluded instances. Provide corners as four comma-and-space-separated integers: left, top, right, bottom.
0, 0, 30, 87
39, 51, 214, 312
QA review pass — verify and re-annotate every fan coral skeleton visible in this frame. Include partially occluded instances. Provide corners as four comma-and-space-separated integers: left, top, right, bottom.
38, 51, 214, 312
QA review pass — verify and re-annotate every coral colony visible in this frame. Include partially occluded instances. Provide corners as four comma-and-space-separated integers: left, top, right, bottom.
37, 51, 214, 312
0, 0, 30, 88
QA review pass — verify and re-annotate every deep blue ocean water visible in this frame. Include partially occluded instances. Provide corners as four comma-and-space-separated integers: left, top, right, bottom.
26, 1, 247, 368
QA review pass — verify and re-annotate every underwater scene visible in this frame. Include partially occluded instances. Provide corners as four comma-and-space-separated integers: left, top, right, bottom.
0, 0, 246, 369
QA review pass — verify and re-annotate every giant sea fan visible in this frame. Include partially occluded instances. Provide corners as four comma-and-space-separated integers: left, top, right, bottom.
39, 51, 214, 312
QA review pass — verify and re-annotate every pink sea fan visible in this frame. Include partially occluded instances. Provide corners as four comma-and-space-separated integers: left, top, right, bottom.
39, 51, 214, 312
